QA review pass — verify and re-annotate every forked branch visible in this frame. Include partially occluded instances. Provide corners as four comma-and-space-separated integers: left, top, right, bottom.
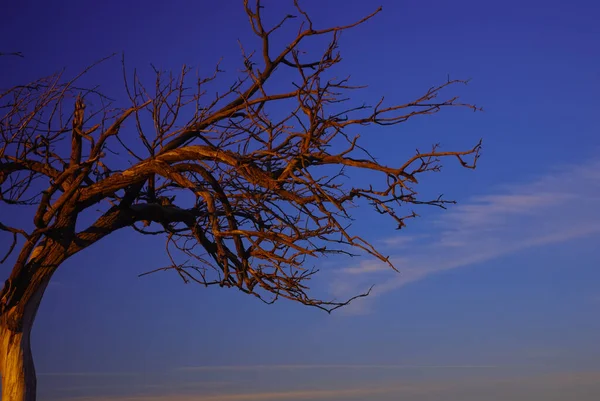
0, 1, 481, 313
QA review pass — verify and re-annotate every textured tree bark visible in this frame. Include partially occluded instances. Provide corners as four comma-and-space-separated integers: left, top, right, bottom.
0, 320, 36, 401
0, 258, 51, 401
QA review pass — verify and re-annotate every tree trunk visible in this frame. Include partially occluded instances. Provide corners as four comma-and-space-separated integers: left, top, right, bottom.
0, 235, 73, 401
0, 269, 50, 401
0, 321, 36, 401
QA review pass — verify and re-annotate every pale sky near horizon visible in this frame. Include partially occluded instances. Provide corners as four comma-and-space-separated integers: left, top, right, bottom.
2, 0, 600, 400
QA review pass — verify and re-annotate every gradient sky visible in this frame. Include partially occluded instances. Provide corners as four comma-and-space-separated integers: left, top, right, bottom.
2, 0, 600, 400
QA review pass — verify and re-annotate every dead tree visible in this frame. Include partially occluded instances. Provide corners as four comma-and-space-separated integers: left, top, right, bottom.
0, 2, 481, 400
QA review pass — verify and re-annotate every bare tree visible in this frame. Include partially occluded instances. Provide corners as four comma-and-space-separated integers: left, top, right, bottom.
0, 2, 481, 400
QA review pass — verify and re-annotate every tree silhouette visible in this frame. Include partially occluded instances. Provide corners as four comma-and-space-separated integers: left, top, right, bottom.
0, 1, 481, 400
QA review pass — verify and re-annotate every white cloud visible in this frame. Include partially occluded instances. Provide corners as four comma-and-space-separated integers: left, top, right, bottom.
329, 159, 600, 312
379, 235, 426, 248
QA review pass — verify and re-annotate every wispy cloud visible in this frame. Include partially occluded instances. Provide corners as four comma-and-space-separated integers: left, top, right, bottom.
48, 381, 235, 395
59, 370, 600, 401
177, 364, 497, 371
61, 385, 415, 401
330, 159, 600, 312
38, 372, 140, 377
379, 235, 426, 248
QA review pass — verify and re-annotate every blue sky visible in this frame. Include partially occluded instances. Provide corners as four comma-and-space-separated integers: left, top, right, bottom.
2, 0, 600, 400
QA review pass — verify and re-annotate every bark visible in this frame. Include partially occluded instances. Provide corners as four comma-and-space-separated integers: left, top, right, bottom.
0, 323, 36, 401
0, 222, 119, 401
0, 263, 51, 401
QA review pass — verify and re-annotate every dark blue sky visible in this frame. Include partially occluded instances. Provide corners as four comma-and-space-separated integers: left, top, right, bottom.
2, 1, 600, 400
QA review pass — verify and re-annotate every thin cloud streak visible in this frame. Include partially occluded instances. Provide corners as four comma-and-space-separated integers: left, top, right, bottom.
60, 371, 600, 401
38, 372, 141, 377
62, 385, 414, 401
177, 364, 498, 371
330, 159, 600, 310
